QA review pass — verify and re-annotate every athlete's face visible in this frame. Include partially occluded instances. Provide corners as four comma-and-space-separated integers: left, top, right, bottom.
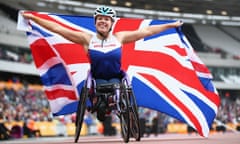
95, 15, 113, 35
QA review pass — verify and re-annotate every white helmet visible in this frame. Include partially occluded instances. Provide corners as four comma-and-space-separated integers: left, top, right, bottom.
94, 6, 116, 21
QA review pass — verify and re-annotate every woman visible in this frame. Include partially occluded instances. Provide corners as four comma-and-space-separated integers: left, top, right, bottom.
22, 6, 183, 121
22, 6, 183, 85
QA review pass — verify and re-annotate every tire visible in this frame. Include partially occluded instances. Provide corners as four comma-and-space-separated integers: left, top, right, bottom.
74, 87, 88, 143
129, 89, 141, 141
119, 84, 130, 143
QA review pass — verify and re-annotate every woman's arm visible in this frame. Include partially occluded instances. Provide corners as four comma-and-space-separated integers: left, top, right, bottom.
116, 20, 183, 44
22, 13, 91, 51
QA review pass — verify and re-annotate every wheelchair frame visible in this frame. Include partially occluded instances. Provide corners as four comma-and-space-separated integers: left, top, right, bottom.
74, 72, 141, 143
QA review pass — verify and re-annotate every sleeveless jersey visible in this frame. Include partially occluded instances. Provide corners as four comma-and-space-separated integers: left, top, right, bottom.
88, 34, 122, 80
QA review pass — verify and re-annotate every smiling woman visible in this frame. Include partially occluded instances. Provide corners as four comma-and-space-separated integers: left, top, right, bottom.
21, 5, 182, 122
21, 5, 182, 85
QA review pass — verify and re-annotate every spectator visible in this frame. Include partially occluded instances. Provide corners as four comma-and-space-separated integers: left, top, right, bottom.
23, 120, 41, 137
0, 113, 11, 140
103, 115, 116, 136
84, 112, 93, 135
151, 116, 159, 136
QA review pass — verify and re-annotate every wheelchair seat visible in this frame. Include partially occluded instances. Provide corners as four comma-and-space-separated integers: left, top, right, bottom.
96, 83, 120, 93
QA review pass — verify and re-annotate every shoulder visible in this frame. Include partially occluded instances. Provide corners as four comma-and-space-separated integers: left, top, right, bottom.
80, 33, 93, 53
83, 32, 93, 42
113, 32, 126, 44
89, 34, 97, 40
79, 33, 93, 47
110, 33, 122, 45
114, 30, 142, 44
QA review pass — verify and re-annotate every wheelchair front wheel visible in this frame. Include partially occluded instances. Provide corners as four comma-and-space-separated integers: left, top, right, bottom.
74, 87, 88, 143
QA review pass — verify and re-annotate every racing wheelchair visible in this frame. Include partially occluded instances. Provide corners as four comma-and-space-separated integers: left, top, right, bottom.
74, 72, 141, 143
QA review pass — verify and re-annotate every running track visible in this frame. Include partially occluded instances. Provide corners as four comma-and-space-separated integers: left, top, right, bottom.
2, 132, 240, 144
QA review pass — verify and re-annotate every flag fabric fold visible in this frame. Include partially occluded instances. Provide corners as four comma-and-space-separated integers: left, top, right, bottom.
17, 11, 220, 137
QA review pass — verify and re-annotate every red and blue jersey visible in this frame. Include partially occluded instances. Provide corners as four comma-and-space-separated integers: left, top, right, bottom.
88, 34, 122, 80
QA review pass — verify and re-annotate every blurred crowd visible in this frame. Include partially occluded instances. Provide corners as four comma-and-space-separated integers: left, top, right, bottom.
0, 77, 240, 140
0, 87, 50, 122
216, 94, 240, 124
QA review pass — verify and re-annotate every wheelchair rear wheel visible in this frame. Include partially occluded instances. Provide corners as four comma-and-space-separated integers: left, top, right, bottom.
119, 85, 130, 143
74, 87, 88, 143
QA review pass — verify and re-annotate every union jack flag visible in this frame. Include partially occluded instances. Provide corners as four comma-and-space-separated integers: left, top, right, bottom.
17, 11, 220, 137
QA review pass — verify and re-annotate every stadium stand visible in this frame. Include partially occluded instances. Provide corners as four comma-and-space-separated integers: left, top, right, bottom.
193, 24, 240, 57
181, 24, 210, 52
0, 10, 24, 37
218, 26, 240, 42
0, 1, 239, 139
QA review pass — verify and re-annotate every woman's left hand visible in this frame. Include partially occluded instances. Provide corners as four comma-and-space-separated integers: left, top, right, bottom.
174, 20, 184, 27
